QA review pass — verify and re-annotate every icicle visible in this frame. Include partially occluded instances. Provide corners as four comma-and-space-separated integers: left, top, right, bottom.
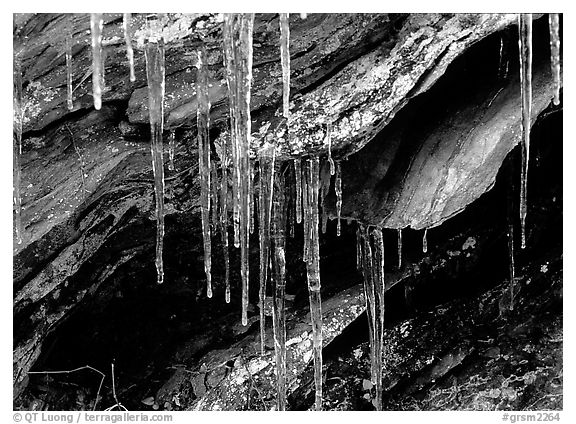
335, 161, 342, 236
223, 13, 255, 325
326, 123, 335, 176
197, 45, 212, 297
258, 145, 276, 355
359, 225, 376, 385
279, 13, 290, 119
295, 158, 302, 224
250, 163, 255, 234
123, 13, 136, 82
397, 229, 403, 269
271, 169, 287, 410
321, 207, 328, 235
90, 13, 104, 110
518, 14, 532, 250
356, 227, 362, 271
220, 152, 231, 303
305, 157, 323, 410
211, 160, 219, 233
168, 130, 176, 171
302, 159, 310, 262
13, 52, 24, 244
144, 20, 166, 284
422, 228, 428, 253
370, 228, 385, 411
549, 14, 561, 105
507, 163, 516, 311
65, 17, 74, 110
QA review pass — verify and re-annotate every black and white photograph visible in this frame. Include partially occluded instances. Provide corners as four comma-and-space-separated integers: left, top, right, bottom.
11, 7, 565, 417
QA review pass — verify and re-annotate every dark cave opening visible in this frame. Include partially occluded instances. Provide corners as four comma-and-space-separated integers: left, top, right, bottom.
21, 15, 562, 411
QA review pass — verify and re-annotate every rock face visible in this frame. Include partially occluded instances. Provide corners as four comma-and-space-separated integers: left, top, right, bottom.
13, 13, 561, 408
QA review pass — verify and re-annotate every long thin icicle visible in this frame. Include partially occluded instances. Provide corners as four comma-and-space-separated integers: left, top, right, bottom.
335, 161, 342, 236
13, 52, 24, 244
197, 45, 213, 297
295, 158, 302, 224
144, 18, 166, 284
302, 159, 310, 262
250, 163, 255, 234
397, 229, 403, 269
359, 226, 376, 385
223, 13, 255, 325
90, 13, 104, 110
279, 13, 290, 119
507, 163, 516, 311
358, 225, 386, 410
326, 123, 335, 176
548, 14, 561, 105
370, 228, 385, 410
305, 157, 323, 410
518, 13, 532, 250
258, 144, 276, 354
123, 13, 136, 82
65, 16, 74, 110
211, 160, 219, 232
220, 148, 231, 303
271, 168, 287, 410
422, 228, 428, 253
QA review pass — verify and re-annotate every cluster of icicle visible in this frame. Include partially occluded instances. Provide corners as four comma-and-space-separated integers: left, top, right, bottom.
12, 12, 562, 411
508, 13, 561, 308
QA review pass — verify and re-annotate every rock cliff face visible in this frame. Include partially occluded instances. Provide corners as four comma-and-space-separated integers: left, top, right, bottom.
13, 13, 561, 410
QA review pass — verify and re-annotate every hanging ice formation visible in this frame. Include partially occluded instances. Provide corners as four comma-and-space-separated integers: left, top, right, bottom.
197, 45, 213, 298
223, 13, 255, 325
518, 13, 532, 250
65, 17, 74, 110
335, 161, 342, 236
219, 146, 231, 303
250, 164, 255, 235
507, 166, 516, 311
303, 157, 323, 410
258, 144, 276, 354
90, 13, 104, 110
211, 160, 219, 232
548, 14, 561, 106
397, 229, 403, 269
279, 13, 290, 119
13, 52, 24, 244
357, 224, 386, 410
144, 15, 166, 285
326, 123, 335, 176
168, 130, 175, 171
123, 13, 136, 83
295, 159, 302, 223
422, 228, 428, 253
271, 168, 287, 410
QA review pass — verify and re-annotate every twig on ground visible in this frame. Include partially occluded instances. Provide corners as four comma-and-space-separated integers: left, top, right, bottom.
27, 365, 105, 411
